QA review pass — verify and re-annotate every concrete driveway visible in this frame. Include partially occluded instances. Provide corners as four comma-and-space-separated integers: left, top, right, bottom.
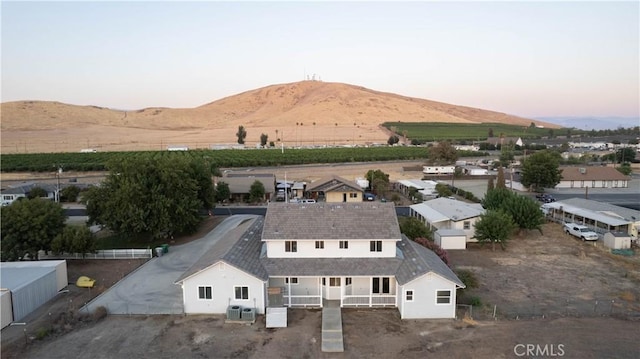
84, 215, 258, 315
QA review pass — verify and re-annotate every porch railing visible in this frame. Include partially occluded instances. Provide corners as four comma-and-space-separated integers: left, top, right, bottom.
342, 295, 396, 307
284, 295, 322, 307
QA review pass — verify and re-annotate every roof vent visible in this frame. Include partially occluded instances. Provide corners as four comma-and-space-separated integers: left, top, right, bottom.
579, 167, 587, 174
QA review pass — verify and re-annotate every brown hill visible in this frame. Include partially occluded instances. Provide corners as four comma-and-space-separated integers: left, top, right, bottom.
0, 81, 557, 153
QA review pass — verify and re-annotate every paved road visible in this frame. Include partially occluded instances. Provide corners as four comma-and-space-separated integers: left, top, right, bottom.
83, 215, 258, 315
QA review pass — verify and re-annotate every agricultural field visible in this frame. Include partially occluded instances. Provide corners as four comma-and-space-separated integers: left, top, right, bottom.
383, 122, 570, 142
0, 146, 436, 173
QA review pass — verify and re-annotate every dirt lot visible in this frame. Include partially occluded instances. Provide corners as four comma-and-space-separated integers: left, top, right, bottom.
2, 219, 639, 358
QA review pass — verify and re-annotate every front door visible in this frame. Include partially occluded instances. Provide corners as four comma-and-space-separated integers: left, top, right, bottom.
324, 277, 341, 300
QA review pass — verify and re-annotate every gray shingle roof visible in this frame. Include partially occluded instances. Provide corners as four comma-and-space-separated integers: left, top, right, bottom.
395, 235, 464, 287
305, 175, 363, 193
262, 202, 401, 240
175, 217, 268, 283
177, 213, 463, 288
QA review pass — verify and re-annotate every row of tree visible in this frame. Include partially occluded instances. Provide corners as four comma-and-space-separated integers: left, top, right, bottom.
1, 198, 95, 261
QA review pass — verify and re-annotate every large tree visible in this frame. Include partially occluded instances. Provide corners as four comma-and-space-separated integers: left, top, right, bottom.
399, 217, 432, 241
502, 194, 546, 234
365, 169, 390, 195
428, 141, 458, 165
236, 125, 247, 145
260, 133, 269, 147
215, 181, 231, 203
520, 150, 562, 192
248, 180, 266, 203
473, 210, 517, 251
83, 156, 215, 240
0, 198, 66, 260
51, 225, 96, 258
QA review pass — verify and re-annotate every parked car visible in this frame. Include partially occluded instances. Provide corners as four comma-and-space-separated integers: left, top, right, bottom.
301, 199, 316, 204
536, 193, 556, 203
363, 193, 376, 201
563, 223, 599, 241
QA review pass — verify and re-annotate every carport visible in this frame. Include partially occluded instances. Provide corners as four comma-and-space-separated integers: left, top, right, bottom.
544, 202, 630, 234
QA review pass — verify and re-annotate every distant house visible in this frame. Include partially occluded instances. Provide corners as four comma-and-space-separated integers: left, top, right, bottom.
486, 137, 523, 148
216, 173, 276, 202
175, 203, 465, 320
396, 179, 438, 200
409, 198, 485, 244
557, 166, 630, 189
305, 175, 363, 202
1, 182, 57, 206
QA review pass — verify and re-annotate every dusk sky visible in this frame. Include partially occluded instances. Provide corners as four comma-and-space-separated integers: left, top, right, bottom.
2, 1, 638, 118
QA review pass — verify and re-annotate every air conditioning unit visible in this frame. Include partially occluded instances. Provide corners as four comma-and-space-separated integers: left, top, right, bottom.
241, 307, 256, 322
227, 305, 242, 320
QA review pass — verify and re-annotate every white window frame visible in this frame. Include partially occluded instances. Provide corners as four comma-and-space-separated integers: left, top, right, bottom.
345, 277, 352, 286
329, 277, 341, 287
198, 285, 212, 300
234, 286, 249, 301
315, 240, 324, 249
285, 277, 299, 285
463, 221, 471, 230
435, 289, 451, 305
370, 240, 382, 252
339, 240, 348, 249
405, 289, 414, 302
372, 277, 390, 294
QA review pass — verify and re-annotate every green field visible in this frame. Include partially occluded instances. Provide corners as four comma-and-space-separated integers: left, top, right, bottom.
0, 146, 434, 173
383, 122, 569, 142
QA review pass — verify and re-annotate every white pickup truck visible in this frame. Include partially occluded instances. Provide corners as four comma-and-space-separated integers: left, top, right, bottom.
563, 223, 599, 241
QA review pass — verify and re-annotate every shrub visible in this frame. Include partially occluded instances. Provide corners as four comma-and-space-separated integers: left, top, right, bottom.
93, 306, 108, 321
469, 296, 482, 307
35, 327, 50, 340
455, 269, 479, 290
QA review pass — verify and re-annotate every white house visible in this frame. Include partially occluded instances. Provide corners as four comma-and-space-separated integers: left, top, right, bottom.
175, 203, 465, 320
396, 179, 438, 200
1, 182, 57, 206
409, 198, 485, 243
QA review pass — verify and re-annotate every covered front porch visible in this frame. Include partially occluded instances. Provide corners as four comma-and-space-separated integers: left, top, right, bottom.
268, 276, 397, 308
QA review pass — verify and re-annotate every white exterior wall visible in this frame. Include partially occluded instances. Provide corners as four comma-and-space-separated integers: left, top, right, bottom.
423, 166, 455, 175
1, 290, 13, 329
603, 233, 631, 250
182, 262, 265, 315
399, 273, 458, 319
265, 239, 397, 258
556, 179, 628, 189
434, 234, 467, 250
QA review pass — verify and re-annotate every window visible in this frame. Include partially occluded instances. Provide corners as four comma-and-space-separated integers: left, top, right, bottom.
372, 277, 390, 294
285, 241, 297, 252
198, 286, 212, 300
339, 240, 349, 249
329, 278, 341, 286
349, 193, 358, 198
345, 277, 352, 285
322, 278, 326, 285
2, 195, 12, 201
370, 240, 382, 252
436, 290, 451, 304
463, 221, 471, 230
592, 181, 596, 188
285, 277, 298, 285
405, 290, 414, 302
234, 286, 249, 300
315, 241, 324, 249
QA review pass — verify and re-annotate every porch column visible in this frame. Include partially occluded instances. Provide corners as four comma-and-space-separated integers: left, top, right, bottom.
340, 277, 344, 307
369, 278, 373, 308
319, 277, 323, 308
287, 279, 292, 307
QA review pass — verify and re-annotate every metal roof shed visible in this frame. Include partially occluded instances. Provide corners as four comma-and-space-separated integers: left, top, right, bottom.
1, 267, 57, 322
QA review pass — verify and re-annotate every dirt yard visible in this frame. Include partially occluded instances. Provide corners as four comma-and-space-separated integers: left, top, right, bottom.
2, 219, 639, 358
